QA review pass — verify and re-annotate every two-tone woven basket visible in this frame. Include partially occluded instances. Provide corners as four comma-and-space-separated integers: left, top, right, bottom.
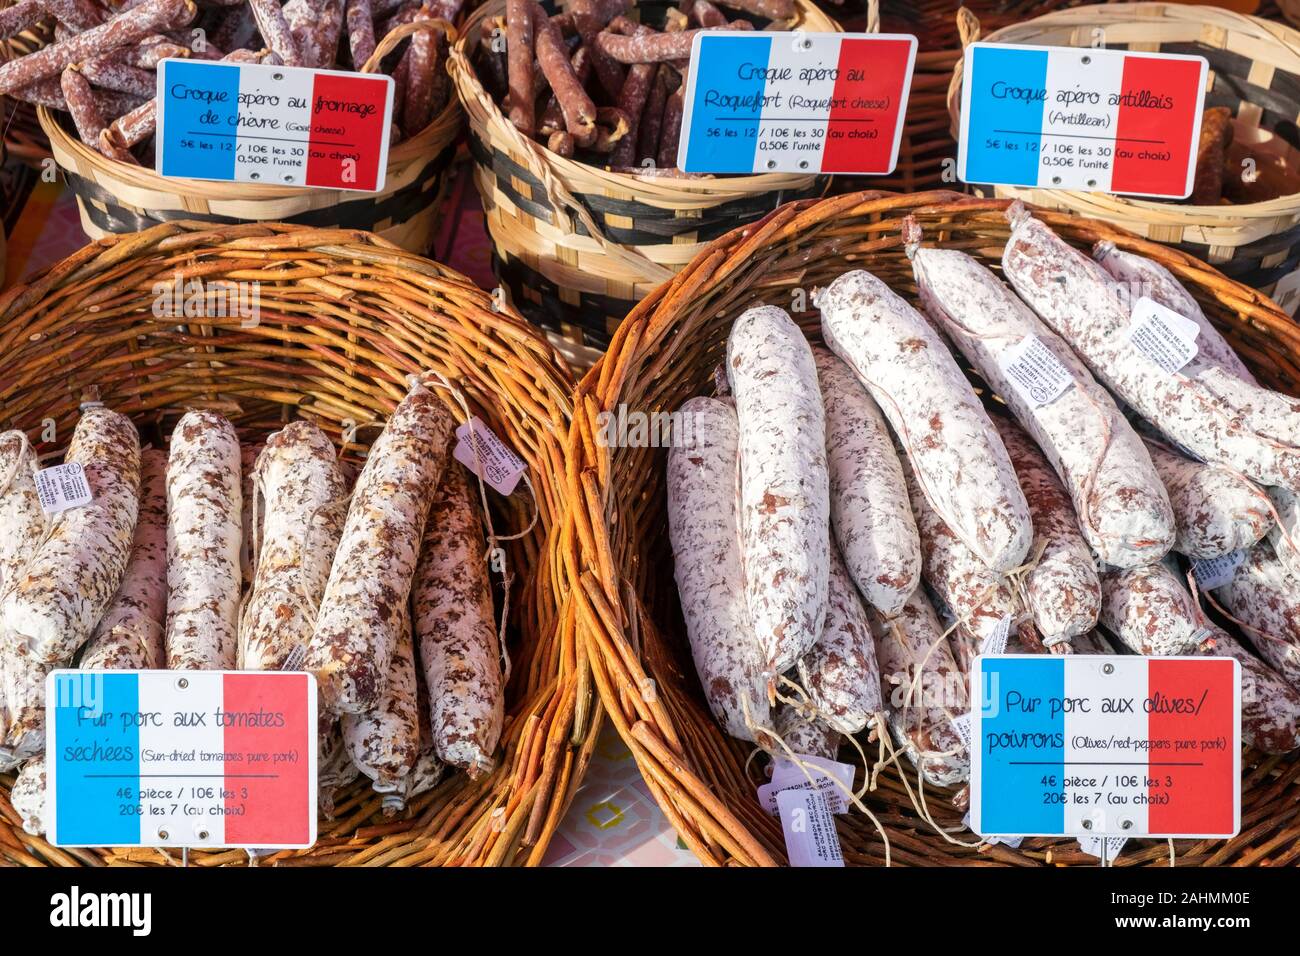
38, 22, 462, 256
449, 0, 838, 360
946, 3, 1300, 298
0, 221, 595, 867
565, 189, 1300, 866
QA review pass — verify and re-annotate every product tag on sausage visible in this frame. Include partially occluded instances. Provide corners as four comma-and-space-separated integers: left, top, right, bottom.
156, 59, 394, 191
1078, 835, 1127, 860
980, 614, 1014, 655
453, 417, 527, 496
1191, 551, 1245, 591
958, 43, 1208, 198
970, 655, 1241, 838
677, 32, 917, 175
951, 712, 973, 749
999, 334, 1073, 407
1126, 297, 1200, 373
777, 789, 844, 867
760, 754, 854, 814
34, 462, 94, 515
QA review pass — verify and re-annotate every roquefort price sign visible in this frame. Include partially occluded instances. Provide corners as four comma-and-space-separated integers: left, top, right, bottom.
157, 58, 394, 191
969, 655, 1240, 839
47, 670, 317, 849
958, 43, 1209, 198
677, 32, 916, 175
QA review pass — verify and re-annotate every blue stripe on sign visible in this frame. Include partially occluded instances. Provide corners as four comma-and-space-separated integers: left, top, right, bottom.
980, 657, 1065, 835
682, 34, 769, 174
55, 672, 140, 846
964, 45, 1047, 187
161, 60, 240, 181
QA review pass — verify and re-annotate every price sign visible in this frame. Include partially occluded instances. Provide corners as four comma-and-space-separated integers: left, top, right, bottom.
958, 43, 1208, 198
970, 656, 1240, 838
47, 670, 317, 849
678, 32, 916, 175
157, 59, 393, 191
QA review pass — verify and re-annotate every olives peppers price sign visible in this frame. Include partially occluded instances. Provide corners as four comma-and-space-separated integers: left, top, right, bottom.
969, 655, 1240, 839
47, 670, 317, 849
958, 43, 1209, 198
677, 32, 917, 175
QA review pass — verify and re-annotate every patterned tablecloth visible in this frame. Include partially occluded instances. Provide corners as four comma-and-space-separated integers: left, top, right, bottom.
2, 162, 699, 868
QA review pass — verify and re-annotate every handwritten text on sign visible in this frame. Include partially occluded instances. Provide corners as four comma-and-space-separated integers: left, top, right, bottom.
959, 43, 1208, 198
969, 655, 1240, 838
47, 670, 317, 849
678, 32, 916, 175
157, 59, 393, 191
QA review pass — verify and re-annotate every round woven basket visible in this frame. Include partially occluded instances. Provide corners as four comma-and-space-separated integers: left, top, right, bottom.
946, 3, 1300, 299
37, 22, 462, 256
565, 188, 1300, 867
0, 221, 595, 867
449, 0, 839, 358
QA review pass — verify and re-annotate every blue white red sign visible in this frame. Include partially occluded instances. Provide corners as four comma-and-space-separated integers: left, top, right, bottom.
958, 43, 1208, 198
970, 656, 1240, 838
46, 670, 317, 849
678, 32, 916, 175
157, 59, 394, 191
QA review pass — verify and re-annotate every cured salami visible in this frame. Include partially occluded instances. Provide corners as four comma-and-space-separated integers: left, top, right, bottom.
773, 707, 842, 760
1213, 539, 1300, 690
1099, 561, 1207, 656
10, 753, 47, 835
0, 430, 44, 600
1199, 626, 1300, 754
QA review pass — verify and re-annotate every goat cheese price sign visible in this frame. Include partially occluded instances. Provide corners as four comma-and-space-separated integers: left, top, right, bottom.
958, 43, 1208, 198
678, 32, 916, 175
969, 656, 1240, 839
47, 670, 317, 849
157, 58, 394, 191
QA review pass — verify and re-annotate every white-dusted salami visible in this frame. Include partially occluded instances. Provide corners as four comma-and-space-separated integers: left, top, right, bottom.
907, 224, 1174, 568
812, 346, 919, 618
0, 430, 44, 599
667, 396, 769, 740
1099, 561, 1206, 656
2, 406, 140, 664
726, 306, 829, 680
1213, 539, 1300, 690
993, 416, 1100, 645
1265, 485, 1300, 581
238, 442, 263, 599
80, 447, 167, 671
821, 269, 1031, 573
413, 461, 503, 774
795, 544, 883, 735
0, 642, 50, 768
1143, 437, 1272, 560
165, 409, 241, 671
10, 753, 47, 835
868, 590, 969, 788
306, 379, 455, 715
240, 422, 347, 673
1199, 626, 1300, 754
773, 707, 842, 761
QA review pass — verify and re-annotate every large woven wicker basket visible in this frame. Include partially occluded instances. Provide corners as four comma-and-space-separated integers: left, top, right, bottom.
565, 189, 1300, 867
449, 0, 839, 359
38, 22, 462, 256
0, 221, 595, 867
946, 3, 1300, 299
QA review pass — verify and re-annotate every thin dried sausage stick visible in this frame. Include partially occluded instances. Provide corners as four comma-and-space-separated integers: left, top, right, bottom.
657, 81, 683, 169
0, 0, 42, 40
504, 0, 535, 134
609, 18, 654, 167
38, 0, 106, 32
78, 57, 156, 98
714, 0, 793, 17
345, 0, 376, 68
531, 0, 595, 143
213, 6, 258, 55
401, 9, 439, 136
691, 0, 727, 26
572, 0, 625, 99
636, 65, 671, 166
247, 0, 302, 66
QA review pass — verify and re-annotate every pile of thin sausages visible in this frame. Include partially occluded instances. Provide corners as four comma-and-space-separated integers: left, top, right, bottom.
474, 0, 794, 172
0, 379, 506, 837
669, 202, 1300, 802
0, 0, 460, 167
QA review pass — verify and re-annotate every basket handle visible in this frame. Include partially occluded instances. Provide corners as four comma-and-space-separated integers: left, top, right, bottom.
947, 8, 983, 140
866, 0, 880, 34
361, 17, 459, 73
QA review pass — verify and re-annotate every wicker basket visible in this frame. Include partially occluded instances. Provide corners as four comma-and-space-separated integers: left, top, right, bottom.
0, 221, 595, 867
565, 188, 1300, 867
37, 22, 462, 256
449, 0, 839, 357
946, 3, 1300, 297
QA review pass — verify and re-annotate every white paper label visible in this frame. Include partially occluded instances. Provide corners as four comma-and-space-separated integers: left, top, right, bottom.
35, 462, 93, 515
1127, 297, 1200, 374
452, 417, 526, 496
1078, 835, 1128, 860
963, 810, 1024, 848
759, 754, 855, 815
777, 789, 844, 867
951, 712, 973, 750
1191, 551, 1245, 591
1000, 335, 1074, 407
980, 614, 1013, 656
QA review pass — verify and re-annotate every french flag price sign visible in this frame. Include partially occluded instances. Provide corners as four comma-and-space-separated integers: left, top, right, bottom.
970, 656, 1241, 839
157, 59, 394, 192
46, 670, 317, 849
958, 43, 1208, 198
677, 32, 917, 175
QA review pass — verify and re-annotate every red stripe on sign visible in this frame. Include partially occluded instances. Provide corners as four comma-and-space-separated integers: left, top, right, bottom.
305, 72, 390, 191
223, 673, 311, 846
1109, 56, 1202, 196
1147, 659, 1235, 836
820, 38, 910, 175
